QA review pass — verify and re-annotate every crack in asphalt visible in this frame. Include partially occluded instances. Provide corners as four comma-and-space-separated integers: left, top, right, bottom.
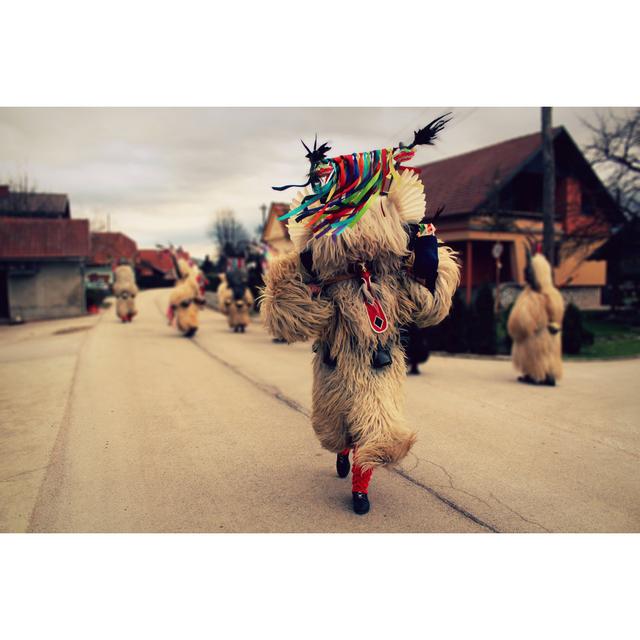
393, 467, 499, 533
409, 454, 495, 510
0, 465, 51, 483
489, 491, 551, 533
172, 299, 499, 533
408, 452, 553, 531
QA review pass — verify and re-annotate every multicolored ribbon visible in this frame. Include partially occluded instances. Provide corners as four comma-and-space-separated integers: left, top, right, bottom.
277, 147, 419, 239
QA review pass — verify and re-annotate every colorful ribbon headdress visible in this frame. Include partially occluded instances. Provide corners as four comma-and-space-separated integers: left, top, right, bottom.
273, 114, 451, 239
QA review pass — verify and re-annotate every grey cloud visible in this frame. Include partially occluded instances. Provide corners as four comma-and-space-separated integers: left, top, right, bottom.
0, 107, 632, 257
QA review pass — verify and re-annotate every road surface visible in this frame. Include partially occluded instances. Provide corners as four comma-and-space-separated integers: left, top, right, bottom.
1, 289, 638, 532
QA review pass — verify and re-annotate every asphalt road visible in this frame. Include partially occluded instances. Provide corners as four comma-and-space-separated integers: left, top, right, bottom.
1, 288, 638, 532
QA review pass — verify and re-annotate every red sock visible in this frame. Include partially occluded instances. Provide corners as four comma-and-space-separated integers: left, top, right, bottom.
351, 447, 373, 494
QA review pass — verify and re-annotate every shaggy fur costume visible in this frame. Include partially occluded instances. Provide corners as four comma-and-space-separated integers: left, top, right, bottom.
113, 264, 138, 322
168, 259, 204, 337
216, 275, 230, 315
218, 270, 253, 333
507, 253, 565, 383
262, 170, 460, 471
218, 269, 254, 331
226, 289, 254, 331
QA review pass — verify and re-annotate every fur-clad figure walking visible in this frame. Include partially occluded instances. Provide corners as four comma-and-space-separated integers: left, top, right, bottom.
167, 256, 206, 337
113, 263, 138, 323
401, 323, 430, 375
507, 248, 564, 386
222, 268, 254, 333
261, 117, 459, 515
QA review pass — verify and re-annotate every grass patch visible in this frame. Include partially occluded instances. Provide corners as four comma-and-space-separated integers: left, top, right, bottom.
569, 311, 640, 359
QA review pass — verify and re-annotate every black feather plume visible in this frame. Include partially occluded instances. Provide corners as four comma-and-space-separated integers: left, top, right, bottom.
420, 203, 446, 224
402, 113, 452, 149
272, 135, 332, 191
433, 203, 446, 221
302, 134, 331, 165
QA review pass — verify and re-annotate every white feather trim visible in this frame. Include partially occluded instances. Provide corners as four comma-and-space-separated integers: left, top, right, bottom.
388, 169, 426, 223
287, 187, 313, 252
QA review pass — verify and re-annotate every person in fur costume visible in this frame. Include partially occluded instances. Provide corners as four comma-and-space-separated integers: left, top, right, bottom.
220, 268, 254, 333
216, 273, 231, 314
167, 254, 206, 338
401, 322, 430, 375
507, 246, 564, 386
261, 116, 460, 515
113, 263, 138, 323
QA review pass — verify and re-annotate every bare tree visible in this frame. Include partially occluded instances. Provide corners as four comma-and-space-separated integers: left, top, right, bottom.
1, 173, 39, 214
583, 108, 640, 220
207, 209, 250, 253
90, 214, 107, 232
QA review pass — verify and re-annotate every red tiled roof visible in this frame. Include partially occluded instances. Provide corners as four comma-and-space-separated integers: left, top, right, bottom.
136, 247, 192, 276
90, 231, 138, 265
418, 128, 561, 217
0, 217, 89, 259
136, 248, 175, 275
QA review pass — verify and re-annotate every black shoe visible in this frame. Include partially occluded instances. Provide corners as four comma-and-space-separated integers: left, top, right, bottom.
352, 492, 370, 515
336, 453, 350, 478
543, 375, 556, 387
517, 375, 536, 385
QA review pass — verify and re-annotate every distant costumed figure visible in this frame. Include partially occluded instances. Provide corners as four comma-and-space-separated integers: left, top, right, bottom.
507, 246, 564, 386
217, 253, 254, 333
261, 115, 460, 515
167, 254, 206, 337
223, 267, 254, 333
113, 263, 138, 323
216, 273, 230, 314
401, 323, 431, 375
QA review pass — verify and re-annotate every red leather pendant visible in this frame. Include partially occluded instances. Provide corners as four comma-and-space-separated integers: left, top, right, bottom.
359, 265, 388, 334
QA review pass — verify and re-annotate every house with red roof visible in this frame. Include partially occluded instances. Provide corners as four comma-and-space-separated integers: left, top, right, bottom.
135, 247, 191, 288
261, 128, 620, 309
0, 185, 90, 321
418, 126, 621, 308
90, 231, 138, 267
260, 202, 292, 256
85, 231, 139, 306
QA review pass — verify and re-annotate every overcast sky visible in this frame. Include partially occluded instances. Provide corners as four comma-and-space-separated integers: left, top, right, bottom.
0, 107, 631, 257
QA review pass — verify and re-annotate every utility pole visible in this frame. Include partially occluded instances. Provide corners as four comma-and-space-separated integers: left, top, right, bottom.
541, 107, 555, 264
260, 204, 267, 227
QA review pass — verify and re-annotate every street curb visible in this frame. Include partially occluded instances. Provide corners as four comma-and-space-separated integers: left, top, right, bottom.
431, 350, 640, 363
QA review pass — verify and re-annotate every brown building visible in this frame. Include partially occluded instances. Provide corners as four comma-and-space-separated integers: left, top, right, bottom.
90, 231, 138, 267
261, 127, 620, 309
0, 214, 90, 322
261, 202, 293, 256
135, 247, 191, 288
85, 232, 139, 305
418, 127, 620, 308
0, 184, 71, 219
0, 185, 94, 322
